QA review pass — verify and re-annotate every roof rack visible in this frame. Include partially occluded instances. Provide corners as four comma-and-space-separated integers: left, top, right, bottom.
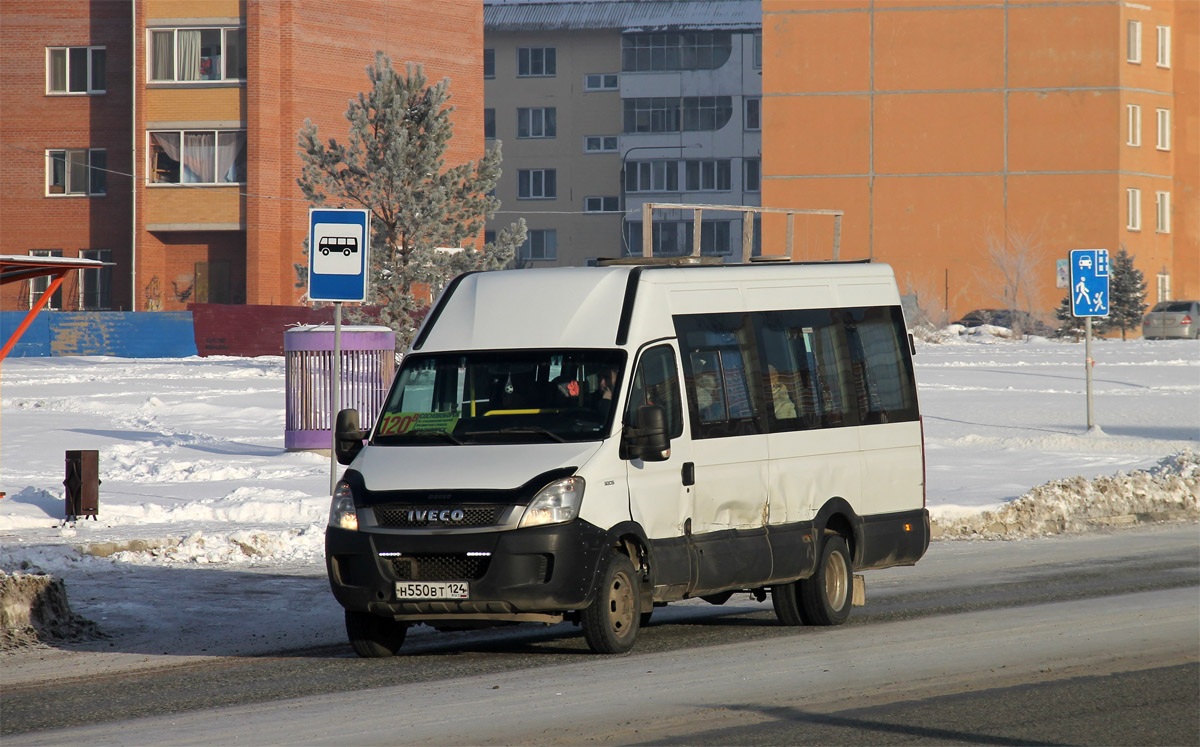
637, 203, 849, 264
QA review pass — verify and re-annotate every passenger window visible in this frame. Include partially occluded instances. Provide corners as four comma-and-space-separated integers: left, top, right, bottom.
754, 309, 856, 430
625, 345, 684, 438
843, 307, 918, 424
674, 313, 762, 439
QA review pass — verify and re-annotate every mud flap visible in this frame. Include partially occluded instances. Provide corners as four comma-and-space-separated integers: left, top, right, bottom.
852, 574, 865, 607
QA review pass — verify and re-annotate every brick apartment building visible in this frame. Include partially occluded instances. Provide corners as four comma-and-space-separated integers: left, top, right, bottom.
0, 0, 484, 313
762, 0, 1198, 323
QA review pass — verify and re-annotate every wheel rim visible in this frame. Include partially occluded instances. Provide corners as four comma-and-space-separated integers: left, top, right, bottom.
607, 570, 635, 638
824, 550, 848, 610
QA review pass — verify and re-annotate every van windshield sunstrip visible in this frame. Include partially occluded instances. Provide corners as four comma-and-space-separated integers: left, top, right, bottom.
374, 349, 627, 445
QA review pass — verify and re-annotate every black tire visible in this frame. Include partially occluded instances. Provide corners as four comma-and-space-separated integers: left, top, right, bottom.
799, 534, 853, 626
345, 609, 408, 658
771, 579, 810, 626
581, 551, 641, 654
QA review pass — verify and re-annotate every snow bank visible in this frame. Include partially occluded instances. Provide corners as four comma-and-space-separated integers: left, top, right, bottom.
933, 450, 1199, 540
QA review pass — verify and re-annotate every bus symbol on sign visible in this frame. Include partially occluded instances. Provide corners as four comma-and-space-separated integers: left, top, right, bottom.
319, 236, 358, 257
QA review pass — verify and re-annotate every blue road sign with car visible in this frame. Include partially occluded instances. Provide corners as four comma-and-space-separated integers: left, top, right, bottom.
1070, 249, 1109, 318
308, 208, 370, 303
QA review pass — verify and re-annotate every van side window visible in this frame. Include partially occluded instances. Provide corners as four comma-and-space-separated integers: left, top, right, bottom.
755, 306, 917, 432
625, 345, 684, 438
674, 313, 763, 439
756, 309, 855, 429
843, 307, 919, 425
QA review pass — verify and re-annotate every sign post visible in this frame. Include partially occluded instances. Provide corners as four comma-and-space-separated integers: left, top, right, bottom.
308, 208, 371, 493
1069, 248, 1109, 431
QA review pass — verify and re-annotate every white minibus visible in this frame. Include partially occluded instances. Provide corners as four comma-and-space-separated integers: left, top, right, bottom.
326, 259, 929, 655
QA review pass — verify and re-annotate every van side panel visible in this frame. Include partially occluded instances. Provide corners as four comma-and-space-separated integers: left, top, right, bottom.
767, 428, 860, 524
856, 422, 924, 516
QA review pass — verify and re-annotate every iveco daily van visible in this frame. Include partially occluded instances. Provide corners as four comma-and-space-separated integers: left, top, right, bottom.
325, 260, 930, 656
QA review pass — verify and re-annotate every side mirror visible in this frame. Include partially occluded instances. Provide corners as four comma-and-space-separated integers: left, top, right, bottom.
908, 332, 917, 356
334, 409, 368, 465
624, 404, 670, 462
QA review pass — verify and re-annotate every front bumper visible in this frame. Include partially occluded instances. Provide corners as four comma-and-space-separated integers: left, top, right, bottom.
325, 520, 611, 620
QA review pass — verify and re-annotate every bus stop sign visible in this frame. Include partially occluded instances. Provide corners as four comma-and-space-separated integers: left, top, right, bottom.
1070, 249, 1109, 318
308, 208, 370, 303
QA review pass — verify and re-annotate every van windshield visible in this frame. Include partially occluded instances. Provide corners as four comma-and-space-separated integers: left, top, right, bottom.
373, 349, 627, 445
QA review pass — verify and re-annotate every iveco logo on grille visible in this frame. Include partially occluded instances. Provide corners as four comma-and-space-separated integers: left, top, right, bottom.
408, 509, 465, 522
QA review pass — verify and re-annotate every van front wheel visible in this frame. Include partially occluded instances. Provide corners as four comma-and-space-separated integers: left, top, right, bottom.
581, 551, 641, 654
799, 535, 853, 626
345, 610, 408, 657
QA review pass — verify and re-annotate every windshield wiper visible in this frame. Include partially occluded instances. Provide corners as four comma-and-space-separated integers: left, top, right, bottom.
465, 426, 567, 443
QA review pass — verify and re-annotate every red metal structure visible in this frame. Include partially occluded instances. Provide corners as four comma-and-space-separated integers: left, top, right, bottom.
0, 255, 107, 362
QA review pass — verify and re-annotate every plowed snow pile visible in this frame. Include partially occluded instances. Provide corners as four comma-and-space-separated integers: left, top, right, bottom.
933, 450, 1199, 540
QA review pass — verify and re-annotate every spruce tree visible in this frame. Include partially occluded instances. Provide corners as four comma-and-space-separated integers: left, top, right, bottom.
297, 53, 526, 348
1107, 246, 1148, 340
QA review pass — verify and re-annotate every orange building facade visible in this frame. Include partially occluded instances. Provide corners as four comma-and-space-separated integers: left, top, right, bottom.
1, 0, 484, 312
762, 0, 1198, 324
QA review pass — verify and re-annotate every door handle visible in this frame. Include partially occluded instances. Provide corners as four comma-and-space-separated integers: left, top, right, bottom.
681, 462, 695, 486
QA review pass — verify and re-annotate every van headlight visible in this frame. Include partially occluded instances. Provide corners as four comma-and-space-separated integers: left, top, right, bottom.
519, 477, 584, 528
328, 480, 359, 531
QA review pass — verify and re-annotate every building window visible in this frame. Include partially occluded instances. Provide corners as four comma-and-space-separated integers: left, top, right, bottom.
483, 48, 495, 79
29, 250, 63, 310
484, 108, 495, 139
1156, 108, 1171, 150
623, 96, 732, 133
744, 158, 761, 192
624, 221, 731, 257
621, 32, 732, 72
684, 159, 731, 192
1157, 272, 1171, 303
1127, 188, 1141, 231
1156, 191, 1171, 233
584, 73, 619, 91
752, 33, 762, 69
80, 249, 112, 310
584, 135, 618, 153
46, 148, 106, 196
149, 131, 246, 184
149, 27, 246, 82
517, 169, 557, 199
1126, 104, 1141, 146
625, 161, 679, 193
744, 97, 761, 131
1156, 26, 1170, 67
584, 196, 619, 213
47, 47, 105, 94
517, 47, 556, 77
1127, 20, 1141, 63
519, 229, 557, 261
517, 107, 556, 138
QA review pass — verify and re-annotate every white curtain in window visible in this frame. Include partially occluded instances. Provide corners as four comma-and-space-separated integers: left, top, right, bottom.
183, 131, 215, 183
150, 132, 181, 182
152, 31, 174, 80
216, 131, 246, 183
177, 30, 201, 81
50, 49, 67, 91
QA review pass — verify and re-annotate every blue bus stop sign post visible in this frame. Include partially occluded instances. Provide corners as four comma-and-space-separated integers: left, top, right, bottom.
308, 208, 371, 493
1070, 249, 1109, 432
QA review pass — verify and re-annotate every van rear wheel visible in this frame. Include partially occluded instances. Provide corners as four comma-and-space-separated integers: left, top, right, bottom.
345, 610, 408, 657
799, 535, 853, 626
771, 580, 810, 626
581, 551, 640, 654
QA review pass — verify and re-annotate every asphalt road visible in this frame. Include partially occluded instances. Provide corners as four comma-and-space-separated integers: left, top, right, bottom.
4, 525, 1198, 745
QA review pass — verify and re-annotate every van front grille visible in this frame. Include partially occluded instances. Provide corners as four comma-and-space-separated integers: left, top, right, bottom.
373, 504, 501, 528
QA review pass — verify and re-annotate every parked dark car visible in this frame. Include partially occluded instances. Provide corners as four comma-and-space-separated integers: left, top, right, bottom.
1143, 300, 1199, 340
952, 309, 1053, 336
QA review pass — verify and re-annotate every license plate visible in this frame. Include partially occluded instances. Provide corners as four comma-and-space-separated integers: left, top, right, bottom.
395, 581, 469, 600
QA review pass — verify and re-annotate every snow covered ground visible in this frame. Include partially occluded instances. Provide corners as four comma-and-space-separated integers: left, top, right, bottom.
0, 329, 1197, 672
